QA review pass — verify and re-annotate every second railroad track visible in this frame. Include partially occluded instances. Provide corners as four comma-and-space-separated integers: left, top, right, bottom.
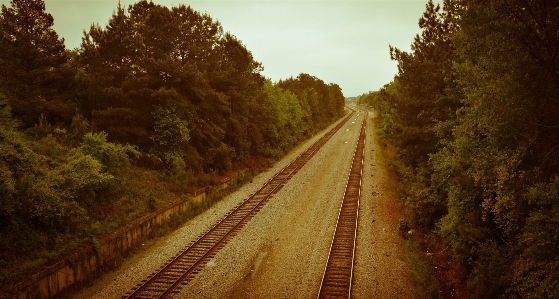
317, 116, 366, 299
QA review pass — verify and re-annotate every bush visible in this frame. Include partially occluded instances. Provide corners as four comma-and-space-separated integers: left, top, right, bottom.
467, 242, 510, 299
77, 132, 139, 174
210, 143, 235, 172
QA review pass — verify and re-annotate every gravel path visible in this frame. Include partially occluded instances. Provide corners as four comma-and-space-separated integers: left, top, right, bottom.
90, 110, 415, 299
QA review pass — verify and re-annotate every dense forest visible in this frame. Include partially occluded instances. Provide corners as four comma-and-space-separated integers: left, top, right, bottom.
0, 0, 344, 284
361, 0, 559, 297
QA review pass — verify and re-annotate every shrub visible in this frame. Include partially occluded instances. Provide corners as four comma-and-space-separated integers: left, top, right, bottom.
77, 132, 139, 174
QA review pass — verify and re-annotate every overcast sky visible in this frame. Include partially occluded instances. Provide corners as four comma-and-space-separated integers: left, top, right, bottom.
1, 0, 440, 97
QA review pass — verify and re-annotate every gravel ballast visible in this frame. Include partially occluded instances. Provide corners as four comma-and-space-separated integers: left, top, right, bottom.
90, 110, 415, 299
352, 111, 417, 299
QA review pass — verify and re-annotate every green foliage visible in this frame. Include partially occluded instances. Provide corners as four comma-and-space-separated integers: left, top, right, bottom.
467, 241, 511, 298
152, 96, 190, 167
0, 122, 114, 267
0, 0, 347, 288
76, 132, 139, 174
208, 143, 235, 172
364, 80, 399, 142
0, 126, 79, 229
0, 98, 142, 283
68, 112, 92, 146
0, 0, 75, 127
379, 0, 457, 232
375, 0, 559, 297
278, 73, 344, 135
262, 80, 305, 155
153, 103, 190, 150
147, 193, 157, 211
76, 0, 344, 173
0, 96, 18, 129
91, 236, 100, 252
510, 177, 559, 298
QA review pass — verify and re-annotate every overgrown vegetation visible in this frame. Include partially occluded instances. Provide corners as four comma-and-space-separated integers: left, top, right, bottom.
0, 0, 344, 288
361, 0, 559, 297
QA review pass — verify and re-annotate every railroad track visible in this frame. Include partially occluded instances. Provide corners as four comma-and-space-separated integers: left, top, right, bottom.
317, 116, 366, 299
123, 112, 355, 299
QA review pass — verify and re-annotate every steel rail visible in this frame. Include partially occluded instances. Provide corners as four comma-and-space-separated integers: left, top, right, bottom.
123, 112, 355, 299
317, 116, 366, 299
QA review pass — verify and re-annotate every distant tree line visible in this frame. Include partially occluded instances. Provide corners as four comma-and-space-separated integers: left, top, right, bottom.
0, 0, 344, 283
362, 0, 559, 297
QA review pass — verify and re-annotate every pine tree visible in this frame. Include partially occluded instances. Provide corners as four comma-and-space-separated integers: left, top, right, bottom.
0, 0, 74, 126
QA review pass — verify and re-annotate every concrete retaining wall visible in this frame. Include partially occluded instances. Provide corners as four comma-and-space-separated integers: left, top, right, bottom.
11, 172, 244, 299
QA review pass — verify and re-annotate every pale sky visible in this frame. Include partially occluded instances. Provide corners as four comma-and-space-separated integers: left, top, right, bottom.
1, 0, 440, 97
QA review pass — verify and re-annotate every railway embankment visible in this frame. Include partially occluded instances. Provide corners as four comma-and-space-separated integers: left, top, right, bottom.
11, 112, 353, 299
10, 172, 246, 299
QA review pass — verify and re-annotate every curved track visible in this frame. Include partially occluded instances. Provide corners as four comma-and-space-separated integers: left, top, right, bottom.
122, 112, 355, 299
317, 116, 366, 299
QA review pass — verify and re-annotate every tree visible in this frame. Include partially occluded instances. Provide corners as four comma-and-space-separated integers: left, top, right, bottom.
79, 2, 143, 144
210, 33, 265, 160
386, 0, 457, 228
278, 73, 343, 136
327, 83, 345, 119
0, 124, 114, 254
434, 0, 559, 296
0, 0, 75, 126
152, 93, 190, 165
78, 1, 272, 172
388, 0, 456, 167
262, 80, 304, 156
